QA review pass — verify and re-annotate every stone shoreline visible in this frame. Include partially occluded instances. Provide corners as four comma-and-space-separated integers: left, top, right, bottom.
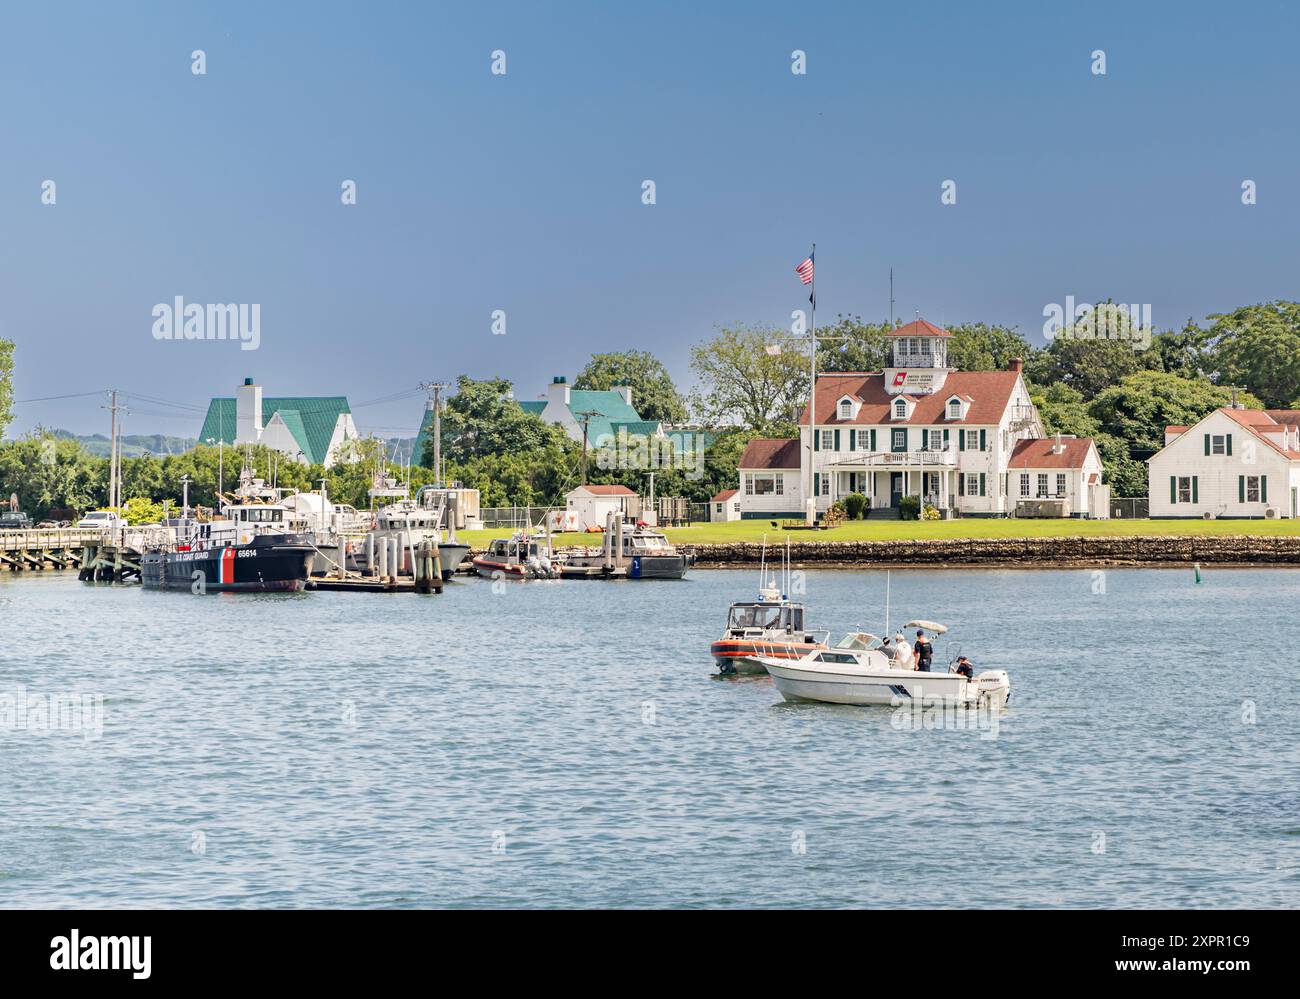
680, 535, 1300, 568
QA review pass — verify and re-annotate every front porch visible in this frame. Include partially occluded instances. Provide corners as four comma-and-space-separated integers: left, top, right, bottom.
823, 452, 958, 513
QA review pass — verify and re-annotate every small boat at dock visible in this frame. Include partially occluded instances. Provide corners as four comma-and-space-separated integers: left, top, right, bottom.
559, 513, 688, 580
140, 485, 313, 592
472, 531, 560, 579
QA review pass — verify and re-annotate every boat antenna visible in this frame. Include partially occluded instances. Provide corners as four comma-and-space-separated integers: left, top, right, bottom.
784, 535, 790, 599
884, 569, 891, 637
759, 533, 767, 595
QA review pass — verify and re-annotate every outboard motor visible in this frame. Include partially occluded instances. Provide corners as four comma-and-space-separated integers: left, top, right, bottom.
973, 669, 1011, 708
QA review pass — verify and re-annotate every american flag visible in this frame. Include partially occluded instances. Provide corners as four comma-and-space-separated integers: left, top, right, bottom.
795, 252, 814, 285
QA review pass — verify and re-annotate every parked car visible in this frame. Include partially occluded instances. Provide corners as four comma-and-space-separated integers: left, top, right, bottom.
76, 510, 125, 530
0, 511, 33, 529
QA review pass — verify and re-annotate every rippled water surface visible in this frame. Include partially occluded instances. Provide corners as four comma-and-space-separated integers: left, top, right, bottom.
2, 567, 1298, 908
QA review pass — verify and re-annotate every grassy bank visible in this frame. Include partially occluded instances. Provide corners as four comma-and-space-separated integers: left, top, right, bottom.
460, 517, 1300, 548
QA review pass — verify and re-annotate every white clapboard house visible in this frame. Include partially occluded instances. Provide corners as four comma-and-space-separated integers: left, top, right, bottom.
1148, 406, 1300, 519
734, 319, 1108, 519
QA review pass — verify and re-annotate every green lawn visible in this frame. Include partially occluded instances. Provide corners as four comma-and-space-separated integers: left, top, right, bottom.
460, 517, 1300, 547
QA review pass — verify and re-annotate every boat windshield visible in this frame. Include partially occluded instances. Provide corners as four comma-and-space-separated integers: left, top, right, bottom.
728, 604, 788, 631
834, 632, 881, 651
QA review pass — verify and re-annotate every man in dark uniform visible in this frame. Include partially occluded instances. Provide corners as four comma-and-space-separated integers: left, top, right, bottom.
954, 656, 974, 679
914, 630, 933, 672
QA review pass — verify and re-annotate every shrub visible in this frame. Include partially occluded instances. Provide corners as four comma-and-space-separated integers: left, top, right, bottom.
899, 495, 921, 520
922, 504, 941, 521
843, 492, 867, 520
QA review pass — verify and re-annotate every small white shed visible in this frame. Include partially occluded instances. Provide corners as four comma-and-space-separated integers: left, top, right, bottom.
565, 485, 638, 531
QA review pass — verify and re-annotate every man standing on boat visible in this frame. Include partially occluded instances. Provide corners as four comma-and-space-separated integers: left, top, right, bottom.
913, 630, 933, 672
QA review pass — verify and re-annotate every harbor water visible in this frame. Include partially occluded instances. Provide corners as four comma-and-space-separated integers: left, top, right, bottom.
1, 567, 1297, 908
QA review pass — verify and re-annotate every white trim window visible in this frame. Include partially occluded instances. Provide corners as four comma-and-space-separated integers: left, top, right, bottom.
732, 501, 740, 512
1211, 434, 1226, 455
1056, 473, 1066, 496
1036, 473, 1048, 498
894, 399, 908, 419
948, 399, 961, 419
1178, 476, 1193, 503
744, 474, 754, 496
752, 473, 780, 496
964, 473, 980, 496
839, 399, 853, 419
1245, 476, 1261, 502
1020, 473, 1030, 497
892, 428, 907, 452
775, 474, 784, 496
820, 473, 830, 496
821, 429, 834, 450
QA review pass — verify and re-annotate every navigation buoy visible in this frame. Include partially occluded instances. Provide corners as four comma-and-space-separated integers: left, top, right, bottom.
1194, 562, 1203, 584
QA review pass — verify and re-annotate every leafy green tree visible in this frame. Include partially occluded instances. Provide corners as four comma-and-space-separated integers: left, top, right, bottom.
814, 316, 891, 373
0, 338, 13, 438
0, 433, 103, 517
122, 496, 165, 524
427, 376, 568, 466
945, 323, 1035, 372
1025, 336, 1155, 400
1209, 301, 1300, 408
1150, 319, 1217, 380
1087, 371, 1260, 456
689, 323, 810, 430
573, 350, 688, 424
1030, 382, 1101, 438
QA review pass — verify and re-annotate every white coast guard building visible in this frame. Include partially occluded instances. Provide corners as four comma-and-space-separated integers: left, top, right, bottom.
1148, 406, 1300, 518
734, 318, 1109, 519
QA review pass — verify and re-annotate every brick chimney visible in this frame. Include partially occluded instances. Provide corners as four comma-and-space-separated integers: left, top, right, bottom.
1008, 357, 1024, 373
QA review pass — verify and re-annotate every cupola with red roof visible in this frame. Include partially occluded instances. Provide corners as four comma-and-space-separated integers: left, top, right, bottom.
885, 317, 952, 396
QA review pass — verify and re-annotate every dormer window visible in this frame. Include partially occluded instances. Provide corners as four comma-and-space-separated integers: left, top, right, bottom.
893, 398, 909, 420
835, 395, 861, 421
945, 395, 968, 420
948, 399, 961, 419
839, 399, 852, 419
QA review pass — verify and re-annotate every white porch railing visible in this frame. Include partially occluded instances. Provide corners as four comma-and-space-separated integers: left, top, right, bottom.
826, 450, 957, 468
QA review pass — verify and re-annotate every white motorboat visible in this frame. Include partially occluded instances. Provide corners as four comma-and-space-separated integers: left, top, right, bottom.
757, 623, 1010, 708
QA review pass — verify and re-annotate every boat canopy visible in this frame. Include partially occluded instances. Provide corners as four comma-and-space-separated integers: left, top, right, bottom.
902, 619, 948, 634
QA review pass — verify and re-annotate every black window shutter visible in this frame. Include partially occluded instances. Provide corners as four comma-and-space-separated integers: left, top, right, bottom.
1226, 434, 1232, 456
1238, 476, 1244, 503
1262, 475, 1268, 503
1204, 433, 1210, 456
1171, 476, 1177, 504
958, 475, 965, 496
980, 428, 987, 451
834, 429, 841, 451
849, 429, 856, 450
1192, 476, 1198, 503
979, 473, 986, 496
959, 429, 966, 450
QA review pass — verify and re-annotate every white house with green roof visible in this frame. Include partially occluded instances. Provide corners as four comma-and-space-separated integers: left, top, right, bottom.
198, 378, 359, 468
519, 376, 661, 447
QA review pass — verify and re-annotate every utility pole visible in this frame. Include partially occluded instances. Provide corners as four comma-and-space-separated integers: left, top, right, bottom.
102, 390, 126, 512
418, 381, 451, 487
575, 410, 600, 484
179, 474, 191, 519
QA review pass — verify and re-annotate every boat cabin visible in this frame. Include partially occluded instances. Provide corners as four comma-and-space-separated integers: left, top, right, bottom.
486, 537, 547, 560
726, 601, 806, 634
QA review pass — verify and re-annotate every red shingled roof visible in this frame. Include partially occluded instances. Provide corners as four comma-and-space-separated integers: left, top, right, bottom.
888, 318, 950, 338
738, 438, 801, 469
1008, 437, 1095, 469
800, 371, 1022, 426
1265, 409, 1300, 427
710, 488, 738, 502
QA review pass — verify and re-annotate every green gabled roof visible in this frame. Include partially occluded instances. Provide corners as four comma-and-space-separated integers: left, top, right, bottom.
609, 420, 661, 437
271, 409, 313, 459
517, 400, 547, 415
567, 390, 641, 423
198, 395, 350, 465
412, 405, 436, 468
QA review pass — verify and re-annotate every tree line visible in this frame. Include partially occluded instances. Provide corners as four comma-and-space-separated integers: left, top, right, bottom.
2, 300, 1296, 515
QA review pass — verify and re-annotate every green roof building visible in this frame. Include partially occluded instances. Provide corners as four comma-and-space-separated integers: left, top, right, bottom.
198, 378, 359, 467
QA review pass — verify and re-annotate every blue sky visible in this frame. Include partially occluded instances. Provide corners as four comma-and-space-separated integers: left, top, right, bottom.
2, 0, 1297, 438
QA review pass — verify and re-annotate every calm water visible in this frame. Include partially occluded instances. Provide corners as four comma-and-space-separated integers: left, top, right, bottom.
1, 566, 1298, 909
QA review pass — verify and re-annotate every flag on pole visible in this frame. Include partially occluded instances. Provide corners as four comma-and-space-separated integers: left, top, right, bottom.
795, 252, 814, 285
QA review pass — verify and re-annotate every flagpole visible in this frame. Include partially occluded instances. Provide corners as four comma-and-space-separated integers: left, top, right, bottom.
807, 243, 817, 526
